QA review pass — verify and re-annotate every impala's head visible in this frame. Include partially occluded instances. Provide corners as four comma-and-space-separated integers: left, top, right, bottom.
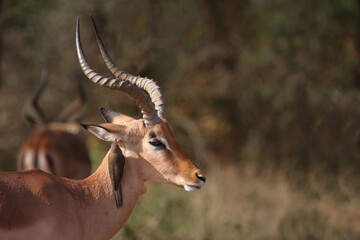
76, 17, 205, 191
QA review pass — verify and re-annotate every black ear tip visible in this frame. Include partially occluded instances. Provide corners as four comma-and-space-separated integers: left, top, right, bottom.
99, 106, 118, 123
80, 123, 88, 129
99, 106, 107, 114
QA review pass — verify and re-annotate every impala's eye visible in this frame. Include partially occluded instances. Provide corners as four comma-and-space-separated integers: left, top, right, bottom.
149, 139, 166, 149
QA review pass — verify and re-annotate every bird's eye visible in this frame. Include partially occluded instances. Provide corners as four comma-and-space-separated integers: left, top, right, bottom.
149, 139, 166, 149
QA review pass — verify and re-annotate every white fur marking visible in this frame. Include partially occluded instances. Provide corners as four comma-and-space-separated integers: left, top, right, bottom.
23, 150, 34, 169
87, 127, 117, 142
86, 126, 129, 142
182, 179, 205, 192
38, 151, 52, 173
184, 184, 200, 191
160, 138, 172, 152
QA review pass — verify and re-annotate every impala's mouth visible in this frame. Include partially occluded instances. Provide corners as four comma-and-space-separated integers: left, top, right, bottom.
183, 181, 205, 192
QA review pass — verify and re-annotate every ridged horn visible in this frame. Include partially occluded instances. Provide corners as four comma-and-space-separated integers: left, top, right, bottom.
26, 67, 49, 126
58, 72, 86, 122
76, 17, 160, 126
90, 15, 166, 119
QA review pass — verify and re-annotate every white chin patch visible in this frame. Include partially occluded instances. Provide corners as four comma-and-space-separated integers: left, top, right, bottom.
184, 184, 201, 192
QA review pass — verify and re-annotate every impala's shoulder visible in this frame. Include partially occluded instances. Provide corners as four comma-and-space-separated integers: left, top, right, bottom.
0, 170, 58, 230
0, 170, 70, 206
0, 169, 58, 188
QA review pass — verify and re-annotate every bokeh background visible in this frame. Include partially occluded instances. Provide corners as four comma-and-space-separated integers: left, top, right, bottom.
1, 0, 360, 239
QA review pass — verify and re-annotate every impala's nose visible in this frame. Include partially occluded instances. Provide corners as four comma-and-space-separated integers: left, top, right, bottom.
196, 172, 206, 183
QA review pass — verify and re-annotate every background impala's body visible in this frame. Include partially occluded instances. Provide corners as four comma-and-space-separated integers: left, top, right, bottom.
17, 68, 91, 179
17, 127, 91, 179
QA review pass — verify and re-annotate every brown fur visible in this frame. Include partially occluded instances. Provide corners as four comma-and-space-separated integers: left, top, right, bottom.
0, 170, 76, 230
18, 127, 91, 179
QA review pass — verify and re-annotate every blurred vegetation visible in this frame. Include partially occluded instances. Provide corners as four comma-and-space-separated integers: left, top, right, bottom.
1, 0, 360, 239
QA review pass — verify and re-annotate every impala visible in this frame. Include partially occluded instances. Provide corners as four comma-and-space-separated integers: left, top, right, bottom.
0, 17, 205, 239
17, 68, 91, 179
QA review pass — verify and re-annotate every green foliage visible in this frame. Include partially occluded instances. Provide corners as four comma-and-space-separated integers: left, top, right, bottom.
116, 185, 193, 240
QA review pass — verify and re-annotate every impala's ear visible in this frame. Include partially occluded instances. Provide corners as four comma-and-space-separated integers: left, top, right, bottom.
80, 123, 127, 142
99, 107, 134, 124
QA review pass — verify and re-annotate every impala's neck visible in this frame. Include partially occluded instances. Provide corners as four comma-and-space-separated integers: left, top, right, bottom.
75, 149, 147, 240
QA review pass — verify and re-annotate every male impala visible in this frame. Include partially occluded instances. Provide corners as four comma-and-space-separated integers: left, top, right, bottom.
17, 68, 91, 179
0, 17, 205, 239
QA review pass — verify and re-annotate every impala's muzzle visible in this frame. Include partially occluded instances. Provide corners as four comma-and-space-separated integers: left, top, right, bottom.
182, 172, 206, 191
184, 181, 206, 191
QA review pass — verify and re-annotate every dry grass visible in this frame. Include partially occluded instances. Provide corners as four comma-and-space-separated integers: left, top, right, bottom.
112, 161, 360, 240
